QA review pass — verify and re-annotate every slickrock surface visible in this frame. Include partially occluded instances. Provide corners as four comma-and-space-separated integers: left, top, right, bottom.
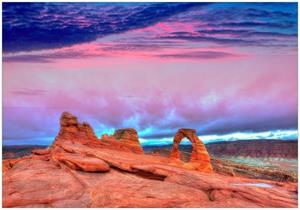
211, 158, 297, 182
53, 152, 110, 172
2, 112, 298, 208
147, 147, 298, 183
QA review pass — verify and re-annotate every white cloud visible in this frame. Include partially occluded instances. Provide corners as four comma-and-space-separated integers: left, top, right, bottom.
140, 129, 298, 146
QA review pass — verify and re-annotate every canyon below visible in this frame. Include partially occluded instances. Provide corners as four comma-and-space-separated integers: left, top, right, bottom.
2, 112, 298, 208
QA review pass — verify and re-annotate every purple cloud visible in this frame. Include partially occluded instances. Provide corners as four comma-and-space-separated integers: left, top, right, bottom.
158, 51, 238, 59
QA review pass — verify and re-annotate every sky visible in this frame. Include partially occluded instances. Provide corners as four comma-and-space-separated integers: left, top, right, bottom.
3, 2, 298, 146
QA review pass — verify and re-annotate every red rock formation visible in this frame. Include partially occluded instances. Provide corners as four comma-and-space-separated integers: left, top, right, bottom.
99, 128, 144, 154
2, 113, 298, 207
3, 140, 297, 207
49, 113, 145, 170
113, 128, 144, 154
53, 112, 99, 146
170, 128, 213, 172
3, 159, 12, 175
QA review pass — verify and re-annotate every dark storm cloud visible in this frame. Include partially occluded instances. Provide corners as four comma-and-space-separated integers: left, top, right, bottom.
245, 8, 295, 18
210, 21, 296, 29
160, 33, 295, 48
3, 2, 207, 52
161, 35, 262, 46
196, 8, 296, 23
2, 3, 298, 145
3, 50, 107, 63
3, 2, 297, 54
197, 29, 297, 38
158, 51, 237, 59
140, 111, 297, 139
199, 113, 298, 135
140, 131, 176, 139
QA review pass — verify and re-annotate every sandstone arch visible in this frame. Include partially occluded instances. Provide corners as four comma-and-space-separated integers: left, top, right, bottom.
170, 128, 213, 172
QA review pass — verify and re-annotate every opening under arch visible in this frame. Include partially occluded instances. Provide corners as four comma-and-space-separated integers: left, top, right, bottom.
178, 137, 192, 162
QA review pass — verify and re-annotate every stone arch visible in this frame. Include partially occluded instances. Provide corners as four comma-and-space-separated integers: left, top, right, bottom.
170, 128, 213, 172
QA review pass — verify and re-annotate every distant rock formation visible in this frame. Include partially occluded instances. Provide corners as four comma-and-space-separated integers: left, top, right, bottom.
53, 112, 99, 146
113, 128, 144, 154
170, 128, 213, 172
100, 129, 144, 154
52, 112, 144, 154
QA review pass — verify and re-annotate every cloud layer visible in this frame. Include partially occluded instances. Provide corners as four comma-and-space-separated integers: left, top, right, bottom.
3, 3, 298, 145
3, 2, 205, 52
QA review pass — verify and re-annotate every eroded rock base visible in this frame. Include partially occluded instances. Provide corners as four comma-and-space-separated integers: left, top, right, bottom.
3, 141, 297, 208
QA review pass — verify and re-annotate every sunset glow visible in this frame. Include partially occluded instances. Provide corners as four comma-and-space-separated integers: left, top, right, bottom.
3, 2, 298, 145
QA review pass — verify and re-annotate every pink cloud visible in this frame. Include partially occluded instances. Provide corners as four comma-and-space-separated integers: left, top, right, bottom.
4, 52, 297, 141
